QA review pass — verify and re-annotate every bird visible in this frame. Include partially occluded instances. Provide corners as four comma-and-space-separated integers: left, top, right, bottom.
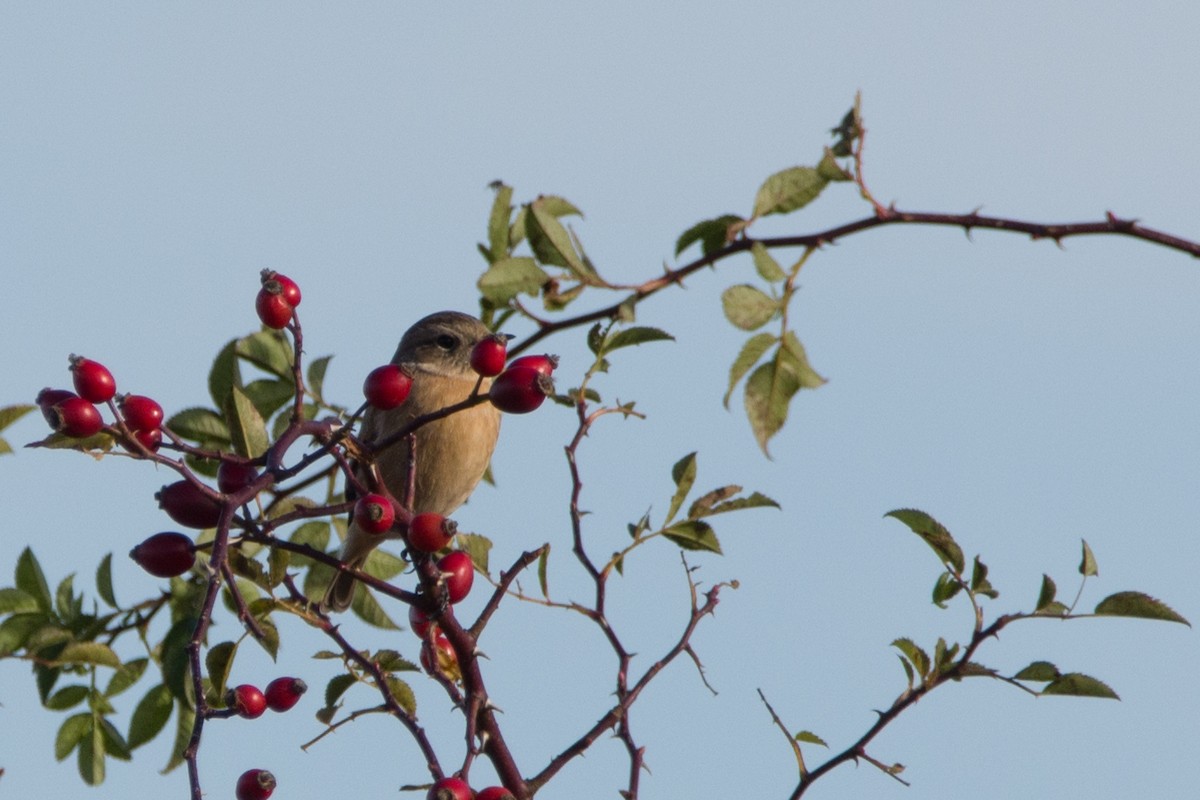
323, 311, 502, 612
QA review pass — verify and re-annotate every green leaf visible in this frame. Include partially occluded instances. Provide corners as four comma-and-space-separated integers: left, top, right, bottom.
78, 715, 104, 785
605, 326, 675, 352
161, 618, 197, 702
725, 333, 777, 408
1039, 600, 1070, 616
237, 330, 294, 380
675, 214, 743, 257
1042, 672, 1119, 700
225, 385, 269, 459
16, 547, 52, 612
288, 521, 331, 566
780, 332, 827, 390
162, 699, 193, 774
374, 649, 419, 673
1014, 661, 1060, 682
932, 572, 961, 607
0, 612, 49, 653
385, 677, 417, 716
662, 520, 722, 554
57, 641, 120, 668
55, 573, 77, 620
45, 684, 90, 710
794, 730, 828, 747
892, 637, 930, 680
253, 616, 281, 661
95, 553, 117, 609
1094, 591, 1190, 625
970, 556, 998, 599
667, 452, 698, 524
486, 182, 515, 261
362, 547, 407, 582
324, 674, 357, 708
0, 587, 39, 614
752, 166, 828, 218
478, 257, 549, 304
267, 547, 289, 587
240, 378, 295, 422
0, 403, 36, 430
528, 198, 593, 279
105, 658, 148, 698
307, 355, 333, 402
885, 509, 965, 574
750, 242, 787, 282
897, 654, 914, 689
208, 338, 242, 409
351, 582, 400, 630
99, 717, 132, 761
721, 284, 779, 331
56, 712, 91, 760
690, 488, 781, 518
1079, 539, 1098, 576
1035, 574, 1057, 612
205, 641, 237, 698
816, 148, 852, 182
166, 407, 230, 445
538, 544, 550, 598
458, 533, 492, 576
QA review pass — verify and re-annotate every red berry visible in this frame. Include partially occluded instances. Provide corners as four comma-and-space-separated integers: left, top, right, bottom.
470, 334, 509, 377
420, 634, 458, 677
476, 787, 516, 800
255, 288, 293, 329
236, 769, 276, 800
218, 460, 260, 494
437, 551, 474, 604
261, 269, 302, 307
70, 356, 117, 403
156, 480, 222, 529
36, 388, 76, 426
363, 364, 412, 410
229, 684, 267, 719
409, 604, 434, 638
129, 532, 195, 578
50, 396, 104, 438
119, 394, 163, 431
354, 493, 395, 535
133, 427, 162, 452
489, 366, 553, 414
408, 512, 455, 553
507, 353, 559, 376
427, 776, 472, 800
264, 677, 307, 712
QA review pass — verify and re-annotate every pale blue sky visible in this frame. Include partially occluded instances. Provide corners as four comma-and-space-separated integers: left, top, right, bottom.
2, 4, 1198, 800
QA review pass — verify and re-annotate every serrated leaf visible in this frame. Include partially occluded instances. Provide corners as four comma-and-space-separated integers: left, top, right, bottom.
166, 407, 230, 445
752, 166, 828, 218
374, 649, 419, 673
956, 661, 996, 678
1042, 672, 1119, 700
267, 547, 289, 587
661, 520, 722, 554
55, 573, 77, 620
675, 214, 743, 257
780, 332, 826, 389
970, 556, 998, 599
307, 355, 333, 403
705, 491, 781, 517
362, 547, 407, 581
78, 715, 104, 785
667, 452, 698, 524
385, 677, 417, 716
325, 673, 357, 708
56, 712, 91, 760
743, 349, 804, 457
237, 330, 294, 380
1095, 591, 1190, 625
351, 582, 400, 630
105, 658, 148, 698
897, 654, 914, 689
225, 386, 269, 459
725, 333, 777, 408
605, 326, 675, 352
58, 641, 120, 668
794, 730, 827, 747
0, 612, 49, 654
487, 183, 515, 262
885, 509, 965, 574
253, 616, 280, 660
722, 284, 779, 331
162, 699, 193, 774
478, 257, 549, 304
816, 148, 852, 182
240, 379, 295, 422
528, 199, 593, 279
1014, 661, 1060, 682
457, 533, 492, 575
45, 684, 90, 710
750, 242, 787, 282
1079, 539, 1098, 577
891, 638, 930, 680
95, 553, 116, 608
0, 587, 39, 614
205, 641, 237, 698
16, 547, 52, 612
288, 520, 331, 567
161, 618, 197, 702
687, 485, 741, 518
1036, 574, 1057, 612
208, 338, 242, 409
538, 544, 550, 598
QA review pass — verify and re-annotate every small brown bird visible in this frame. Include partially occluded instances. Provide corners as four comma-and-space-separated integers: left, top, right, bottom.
323, 311, 502, 612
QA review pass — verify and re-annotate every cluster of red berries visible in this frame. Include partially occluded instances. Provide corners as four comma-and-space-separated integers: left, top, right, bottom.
428, 777, 514, 800
254, 270, 302, 329
227, 678, 307, 799
37, 356, 165, 452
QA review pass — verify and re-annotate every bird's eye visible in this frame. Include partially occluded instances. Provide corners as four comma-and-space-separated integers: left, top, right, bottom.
435, 334, 457, 350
